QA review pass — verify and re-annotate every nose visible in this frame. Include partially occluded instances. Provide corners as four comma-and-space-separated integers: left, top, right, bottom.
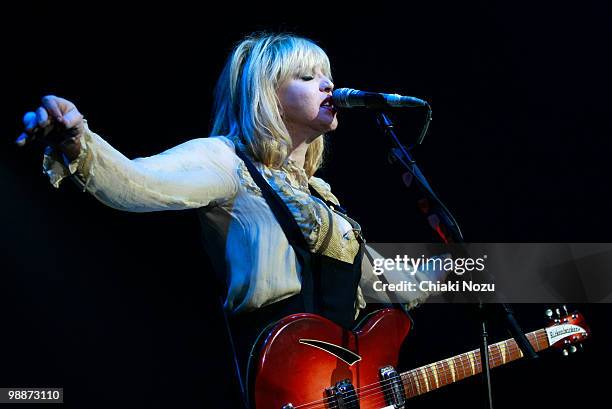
321, 77, 334, 93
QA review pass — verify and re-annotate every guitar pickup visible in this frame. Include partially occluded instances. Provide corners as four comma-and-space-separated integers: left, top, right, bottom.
380, 366, 406, 408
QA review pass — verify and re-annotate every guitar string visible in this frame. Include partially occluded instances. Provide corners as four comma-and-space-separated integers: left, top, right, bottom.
327, 336, 546, 409
297, 331, 549, 409
292, 331, 550, 409
295, 331, 548, 409
336, 331, 551, 409
327, 332, 550, 409
344, 330, 554, 408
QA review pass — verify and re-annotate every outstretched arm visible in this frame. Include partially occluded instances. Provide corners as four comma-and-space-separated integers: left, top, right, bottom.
18, 95, 240, 212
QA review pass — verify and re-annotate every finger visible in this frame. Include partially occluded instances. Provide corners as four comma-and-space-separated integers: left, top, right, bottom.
22, 111, 37, 128
17, 112, 37, 146
51, 96, 77, 122
36, 107, 50, 128
62, 108, 83, 129
15, 132, 28, 147
41, 95, 63, 122
23, 112, 39, 136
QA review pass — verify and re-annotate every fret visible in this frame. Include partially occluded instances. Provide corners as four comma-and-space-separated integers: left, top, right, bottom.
413, 370, 422, 396
421, 365, 430, 392
535, 329, 549, 351
498, 342, 507, 365
508, 339, 523, 359
409, 373, 417, 397
419, 367, 431, 393
439, 359, 450, 387
489, 344, 500, 368
438, 360, 449, 389
446, 357, 457, 383
440, 361, 448, 387
463, 352, 471, 372
493, 345, 503, 368
497, 342, 505, 365
456, 354, 466, 379
445, 359, 454, 385
504, 339, 513, 362
402, 372, 416, 398
459, 354, 470, 380
454, 355, 466, 381
430, 363, 440, 389
527, 332, 540, 351
475, 350, 483, 372
505, 339, 518, 361
467, 351, 477, 375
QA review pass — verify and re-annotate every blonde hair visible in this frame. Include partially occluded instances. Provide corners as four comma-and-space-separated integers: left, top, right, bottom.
211, 32, 332, 177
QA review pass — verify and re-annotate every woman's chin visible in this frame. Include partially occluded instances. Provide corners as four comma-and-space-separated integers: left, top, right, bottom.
327, 121, 338, 134
322, 116, 338, 133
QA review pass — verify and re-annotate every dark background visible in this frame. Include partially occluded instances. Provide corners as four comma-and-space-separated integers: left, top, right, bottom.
2, 2, 611, 408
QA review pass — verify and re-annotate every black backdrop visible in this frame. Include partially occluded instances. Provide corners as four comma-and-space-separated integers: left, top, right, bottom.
2, 2, 611, 408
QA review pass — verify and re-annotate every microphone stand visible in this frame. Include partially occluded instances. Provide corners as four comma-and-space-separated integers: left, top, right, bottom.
374, 110, 538, 409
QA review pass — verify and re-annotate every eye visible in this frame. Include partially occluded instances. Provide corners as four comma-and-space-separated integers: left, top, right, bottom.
300, 75, 314, 81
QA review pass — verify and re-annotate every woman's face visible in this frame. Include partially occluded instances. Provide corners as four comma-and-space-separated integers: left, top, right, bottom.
277, 68, 337, 143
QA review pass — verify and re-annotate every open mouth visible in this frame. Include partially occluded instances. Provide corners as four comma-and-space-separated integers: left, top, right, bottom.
320, 97, 336, 113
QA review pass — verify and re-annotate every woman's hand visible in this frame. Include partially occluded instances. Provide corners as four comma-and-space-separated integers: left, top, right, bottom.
16, 95, 84, 161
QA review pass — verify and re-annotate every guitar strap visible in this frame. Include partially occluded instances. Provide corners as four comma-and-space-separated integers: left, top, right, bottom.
196, 149, 364, 408
233, 148, 364, 326
234, 149, 317, 313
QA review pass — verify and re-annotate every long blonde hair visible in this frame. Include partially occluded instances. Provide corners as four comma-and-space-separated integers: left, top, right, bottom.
211, 32, 331, 177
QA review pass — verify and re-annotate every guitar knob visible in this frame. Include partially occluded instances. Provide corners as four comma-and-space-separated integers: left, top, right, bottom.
562, 349, 569, 356
570, 346, 577, 353
545, 309, 553, 318
579, 343, 584, 351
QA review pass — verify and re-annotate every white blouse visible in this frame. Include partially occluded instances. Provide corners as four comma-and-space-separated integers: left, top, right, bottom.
43, 121, 447, 315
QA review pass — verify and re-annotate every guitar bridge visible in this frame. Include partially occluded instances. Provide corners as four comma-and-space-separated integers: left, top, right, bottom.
380, 366, 406, 408
326, 379, 360, 409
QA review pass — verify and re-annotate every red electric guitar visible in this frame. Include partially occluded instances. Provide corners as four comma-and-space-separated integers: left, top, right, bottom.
249, 307, 590, 409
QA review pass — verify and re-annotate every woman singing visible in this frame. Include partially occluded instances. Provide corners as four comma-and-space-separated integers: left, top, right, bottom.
17, 32, 445, 408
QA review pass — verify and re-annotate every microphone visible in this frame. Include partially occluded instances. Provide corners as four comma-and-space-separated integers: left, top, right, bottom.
332, 88, 428, 109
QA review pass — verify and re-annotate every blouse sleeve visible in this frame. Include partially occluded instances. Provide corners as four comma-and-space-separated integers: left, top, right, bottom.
42, 120, 241, 212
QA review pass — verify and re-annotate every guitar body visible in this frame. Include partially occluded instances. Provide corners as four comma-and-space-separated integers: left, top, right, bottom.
251, 308, 412, 409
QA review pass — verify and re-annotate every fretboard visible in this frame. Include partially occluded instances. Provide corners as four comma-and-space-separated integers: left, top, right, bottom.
400, 329, 549, 398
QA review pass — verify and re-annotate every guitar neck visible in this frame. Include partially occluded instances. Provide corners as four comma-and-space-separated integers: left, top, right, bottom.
400, 328, 549, 398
